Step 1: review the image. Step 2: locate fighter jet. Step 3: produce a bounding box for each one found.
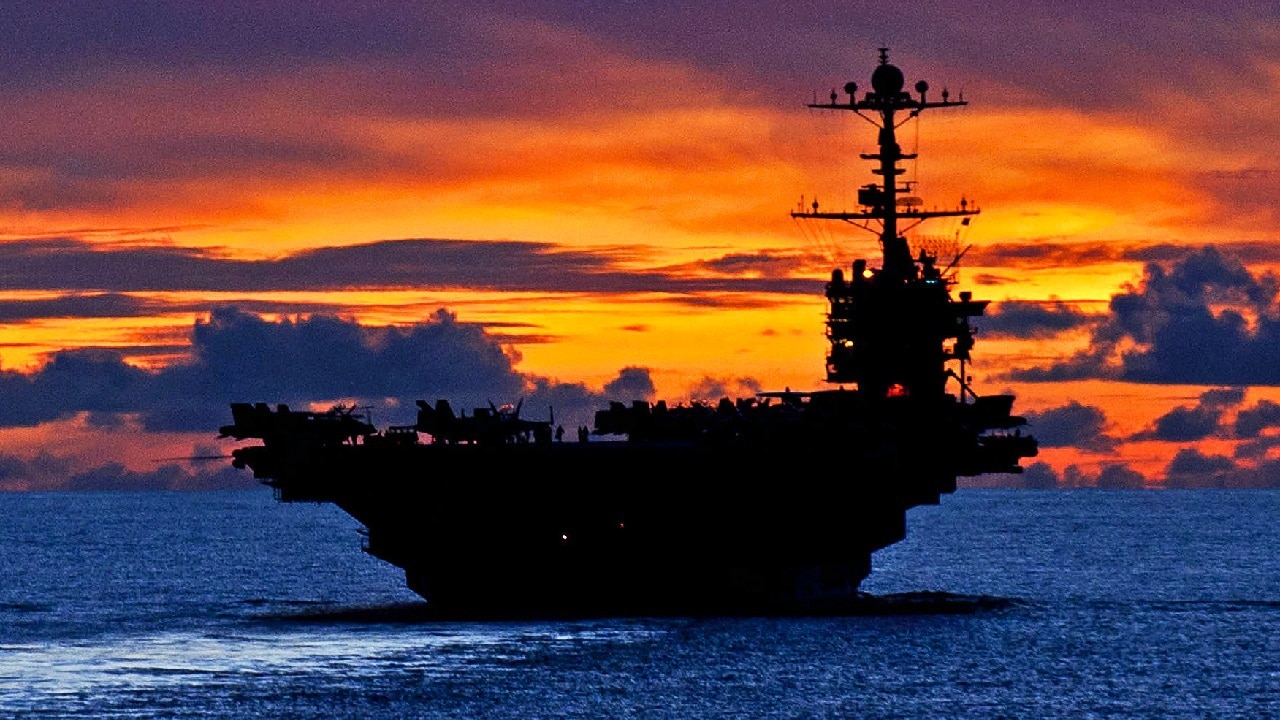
[414,398,553,445]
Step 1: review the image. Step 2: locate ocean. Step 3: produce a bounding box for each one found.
[1,489,1276,718]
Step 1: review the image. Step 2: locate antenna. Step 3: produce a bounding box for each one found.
[790,47,977,281]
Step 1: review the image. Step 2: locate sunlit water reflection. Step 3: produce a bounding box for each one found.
[1,490,1277,718]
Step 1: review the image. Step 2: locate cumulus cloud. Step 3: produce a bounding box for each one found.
[1140,406,1223,441]
[1199,386,1248,408]
[1019,462,1061,489]
[1163,449,1236,489]
[61,463,254,492]
[1022,401,1116,451]
[1051,463,1148,489]
[1232,399,1280,439]
[1160,447,1280,488]
[1009,247,1280,385]
[0,306,658,435]
[0,305,779,492]
[1131,386,1245,442]
[0,452,74,492]
[1222,458,1280,488]
[602,367,657,401]
[1094,463,1147,490]
[977,300,1100,339]
[0,450,251,492]
[0,350,155,426]
[1229,398,1280,459]
[685,375,764,403]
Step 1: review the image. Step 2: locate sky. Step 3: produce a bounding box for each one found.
[2,1,1280,490]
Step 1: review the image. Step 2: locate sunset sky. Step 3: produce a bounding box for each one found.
[2,1,1280,490]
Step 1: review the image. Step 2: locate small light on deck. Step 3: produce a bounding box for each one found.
[561,534,569,541]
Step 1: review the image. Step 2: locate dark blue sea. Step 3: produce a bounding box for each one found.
[1,489,1277,719]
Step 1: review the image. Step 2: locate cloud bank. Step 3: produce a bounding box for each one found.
[0,307,657,437]
[1010,247,1280,385]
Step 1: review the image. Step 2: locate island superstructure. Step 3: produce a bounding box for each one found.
[219,50,1037,617]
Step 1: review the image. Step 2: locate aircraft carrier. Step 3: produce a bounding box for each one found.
[220,50,1038,617]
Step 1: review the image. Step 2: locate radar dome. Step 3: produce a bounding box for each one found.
[871,63,904,95]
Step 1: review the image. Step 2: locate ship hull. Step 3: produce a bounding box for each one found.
[239,439,957,617]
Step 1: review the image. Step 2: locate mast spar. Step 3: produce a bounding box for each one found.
[792,48,978,282]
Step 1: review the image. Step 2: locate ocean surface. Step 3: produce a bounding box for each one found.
[1,489,1277,719]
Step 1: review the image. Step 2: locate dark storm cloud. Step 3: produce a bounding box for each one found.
[1008,247,1280,385]
[0,307,656,434]
[166,307,530,426]
[0,350,155,426]
[1166,448,1236,476]
[1162,447,1280,488]
[969,273,1017,287]
[1094,463,1146,490]
[602,367,657,401]
[0,237,600,292]
[1163,449,1236,489]
[1131,387,1245,442]
[0,292,502,326]
[685,376,763,403]
[969,242,1124,269]
[972,241,1280,272]
[1022,401,1115,452]
[0,452,72,492]
[1051,462,1148,489]
[1230,398,1280,460]
[1233,399,1280,439]
[977,300,1099,339]
[1126,242,1280,266]
[0,442,254,491]
[1019,462,1061,489]
[0,237,820,297]
[1199,386,1248,408]
[1232,434,1280,462]
[0,293,164,322]
[60,462,254,492]
[1139,407,1221,442]
[696,252,815,278]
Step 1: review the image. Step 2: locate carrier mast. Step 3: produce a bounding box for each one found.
[793,49,985,398]
[793,48,977,279]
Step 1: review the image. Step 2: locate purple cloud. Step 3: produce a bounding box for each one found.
[1023,401,1115,451]
[0,307,660,435]
[1233,399,1280,439]
[978,300,1099,339]
[1129,387,1244,442]
[0,237,820,298]
[1009,247,1280,385]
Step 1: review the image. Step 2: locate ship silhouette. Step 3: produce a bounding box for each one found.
[219,50,1038,617]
